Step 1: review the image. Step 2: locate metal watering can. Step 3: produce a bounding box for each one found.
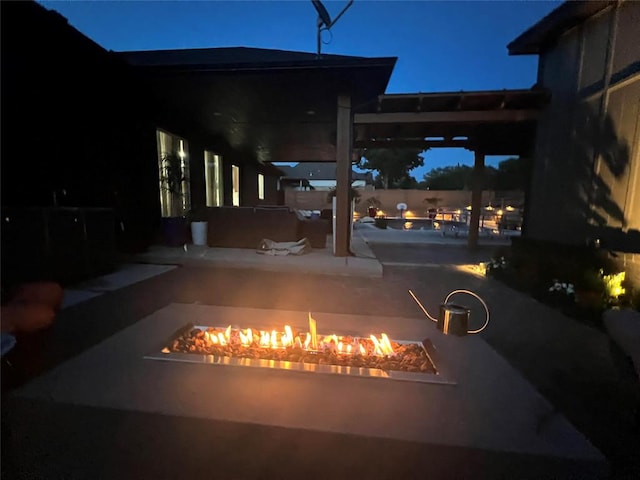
[409,289,489,336]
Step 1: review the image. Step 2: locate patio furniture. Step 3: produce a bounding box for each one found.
[1,207,116,285]
[203,206,328,249]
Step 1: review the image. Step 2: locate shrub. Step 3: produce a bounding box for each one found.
[488,237,628,326]
[485,256,507,276]
[365,196,382,208]
[546,279,576,308]
[576,269,606,293]
[508,237,617,292]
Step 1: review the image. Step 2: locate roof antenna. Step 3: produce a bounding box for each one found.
[311,0,354,59]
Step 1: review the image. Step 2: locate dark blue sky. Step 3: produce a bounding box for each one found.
[38,0,560,179]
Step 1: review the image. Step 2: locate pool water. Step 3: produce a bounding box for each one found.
[385,218,435,230]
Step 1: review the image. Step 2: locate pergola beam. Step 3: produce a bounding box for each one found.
[355,139,471,149]
[354,109,539,125]
[376,89,539,101]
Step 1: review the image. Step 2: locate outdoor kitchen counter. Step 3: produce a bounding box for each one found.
[12,304,606,476]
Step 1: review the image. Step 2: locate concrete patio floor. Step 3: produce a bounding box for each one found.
[120,223,512,278]
[2,226,638,479]
[13,304,603,459]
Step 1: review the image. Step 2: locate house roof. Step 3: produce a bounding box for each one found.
[257,162,285,176]
[508,1,615,55]
[118,47,397,164]
[118,46,378,69]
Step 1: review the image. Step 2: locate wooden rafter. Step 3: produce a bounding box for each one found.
[354,109,539,125]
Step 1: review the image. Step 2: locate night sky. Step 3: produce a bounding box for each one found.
[38,0,561,178]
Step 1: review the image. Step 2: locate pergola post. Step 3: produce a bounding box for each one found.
[468,150,485,250]
[335,94,352,257]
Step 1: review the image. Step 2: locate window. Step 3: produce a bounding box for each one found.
[258,173,265,200]
[232,165,240,206]
[156,129,190,217]
[205,151,223,206]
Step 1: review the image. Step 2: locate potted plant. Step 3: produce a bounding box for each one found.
[159,151,189,247]
[423,196,442,219]
[365,196,382,218]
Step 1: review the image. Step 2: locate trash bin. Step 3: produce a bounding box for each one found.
[191,221,208,246]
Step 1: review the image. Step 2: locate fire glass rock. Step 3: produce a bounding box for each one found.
[166,326,437,375]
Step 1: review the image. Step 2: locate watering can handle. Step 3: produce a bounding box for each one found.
[444,289,490,334]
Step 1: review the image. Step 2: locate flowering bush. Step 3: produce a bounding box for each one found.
[602,271,625,301]
[548,279,575,297]
[546,279,576,307]
[485,256,507,276]
[575,269,627,308]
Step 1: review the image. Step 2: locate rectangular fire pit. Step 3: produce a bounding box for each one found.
[145,319,455,385]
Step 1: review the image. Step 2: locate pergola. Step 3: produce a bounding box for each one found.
[122,48,548,255]
[353,89,549,249]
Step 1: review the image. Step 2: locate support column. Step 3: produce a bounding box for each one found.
[520,151,533,236]
[335,94,352,257]
[468,150,485,250]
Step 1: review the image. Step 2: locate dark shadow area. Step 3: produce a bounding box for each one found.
[1,397,608,480]
[1,2,161,287]
[568,100,637,252]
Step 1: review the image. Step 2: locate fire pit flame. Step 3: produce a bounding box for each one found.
[238,328,251,346]
[157,314,441,379]
[190,323,399,357]
[381,333,394,355]
[225,325,231,342]
[309,314,318,350]
[284,325,294,347]
[152,312,447,382]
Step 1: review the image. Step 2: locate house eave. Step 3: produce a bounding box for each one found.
[508,1,615,55]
